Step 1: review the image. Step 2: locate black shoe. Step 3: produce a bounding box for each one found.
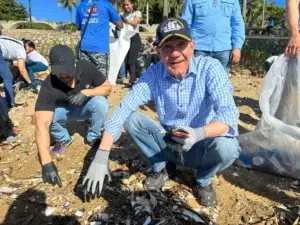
[87,138,100,149]
[144,168,169,191]
[166,162,176,179]
[7,103,23,109]
[194,183,217,207]
[116,78,125,84]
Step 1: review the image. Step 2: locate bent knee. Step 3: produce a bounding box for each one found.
[209,137,240,162]
[90,96,109,114]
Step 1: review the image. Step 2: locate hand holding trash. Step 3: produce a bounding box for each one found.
[83,149,111,196]
[42,162,62,187]
[165,126,207,152]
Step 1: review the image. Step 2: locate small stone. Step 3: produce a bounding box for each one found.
[98,213,109,221]
[11,194,18,199]
[241,215,251,223]
[0,186,17,194]
[44,206,56,216]
[28,196,36,202]
[75,210,83,217]
[232,172,239,177]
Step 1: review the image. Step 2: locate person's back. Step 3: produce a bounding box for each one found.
[0,36,26,61]
[27,50,48,66]
[76,0,121,54]
[0,36,32,107]
[76,0,122,76]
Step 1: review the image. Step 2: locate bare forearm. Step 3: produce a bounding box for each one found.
[99,130,114,151]
[82,85,111,97]
[204,121,229,138]
[19,68,32,84]
[35,125,52,165]
[287,0,300,36]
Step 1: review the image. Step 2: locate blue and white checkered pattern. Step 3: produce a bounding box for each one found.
[105,55,239,141]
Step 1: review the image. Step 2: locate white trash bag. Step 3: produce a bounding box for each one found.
[108,24,136,85]
[237,54,300,179]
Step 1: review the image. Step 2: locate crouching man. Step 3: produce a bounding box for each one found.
[35,45,111,187]
[83,18,240,207]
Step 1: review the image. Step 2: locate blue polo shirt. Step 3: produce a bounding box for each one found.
[76,0,121,54]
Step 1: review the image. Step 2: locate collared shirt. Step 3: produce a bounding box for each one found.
[181,0,245,51]
[104,55,239,141]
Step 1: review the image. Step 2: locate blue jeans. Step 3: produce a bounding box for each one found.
[118,61,126,79]
[124,112,240,187]
[0,50,14,106]
[26,62,48,87]
[194,50,231,74]
[51,96,109,143]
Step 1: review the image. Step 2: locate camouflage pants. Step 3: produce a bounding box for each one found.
[79,51,110,78]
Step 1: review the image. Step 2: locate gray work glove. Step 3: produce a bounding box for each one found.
[68,91,88,106]
[166,126,207,152]
[83,149,111,195]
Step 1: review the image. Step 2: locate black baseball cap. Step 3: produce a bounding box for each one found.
[49,45,76,75]
[154,18,192,47]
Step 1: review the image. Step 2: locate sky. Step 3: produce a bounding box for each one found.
[17,0,286,23]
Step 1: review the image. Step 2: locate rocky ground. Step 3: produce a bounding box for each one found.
[0,70,299,225]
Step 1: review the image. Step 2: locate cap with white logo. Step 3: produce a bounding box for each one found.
[154,18,192,47]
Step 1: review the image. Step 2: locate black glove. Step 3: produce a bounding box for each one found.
[68,92,88,106]
[112,26,121,39]
[42,162,62,187]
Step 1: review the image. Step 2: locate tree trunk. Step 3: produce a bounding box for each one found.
[163,0,169,20]
[29,0,32,22]
[70,10,73,23]
[242,0,247,20]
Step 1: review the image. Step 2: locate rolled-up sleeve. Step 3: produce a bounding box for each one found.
[231,0,245,49]
[104,70,155,141]
[181,0,193,27]
[206,61,239,136]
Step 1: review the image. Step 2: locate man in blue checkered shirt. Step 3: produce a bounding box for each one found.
[83,18,240,207]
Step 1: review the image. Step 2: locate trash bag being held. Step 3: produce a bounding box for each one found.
[237,55,300,179]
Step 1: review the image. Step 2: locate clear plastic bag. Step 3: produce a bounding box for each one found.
[237,55,300,179]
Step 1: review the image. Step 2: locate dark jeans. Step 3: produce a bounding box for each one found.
[194,50,231,74]
[0,50,14,106]
[126,33,142,84]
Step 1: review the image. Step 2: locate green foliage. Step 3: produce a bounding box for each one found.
[57,23,77,31]
[246,0,285,27]
[57,0,78,22]
[115,0,183,24]
[241,45,269,71]
[0,0,28,21]
[15,22,54,30]
[266,3,285,25]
